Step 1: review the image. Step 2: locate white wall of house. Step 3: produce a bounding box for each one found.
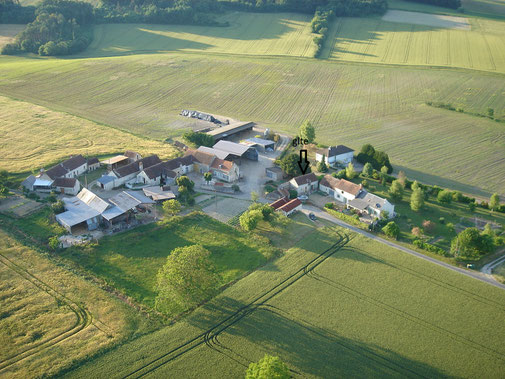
[316,152,353,166]
[290,180,318,195]
[64,164,87,178]
[280,204,301,216]
[320,183,357,204]
[56,182,80,196]
[211,165,239,182]
[137,171,159,186]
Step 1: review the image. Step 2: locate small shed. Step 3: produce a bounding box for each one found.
[265,166,284,181]
[97,175,115,191]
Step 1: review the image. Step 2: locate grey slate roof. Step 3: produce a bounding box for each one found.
[115,155,161,178]
[45,164,68,180]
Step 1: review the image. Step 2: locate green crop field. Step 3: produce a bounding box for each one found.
[61,213,279,308]
[68,216,505,378]
[88,12,316,58]
[0,95,179,175]
[0,53,503,196]
[0,231,150,378]
[325,15,505,73]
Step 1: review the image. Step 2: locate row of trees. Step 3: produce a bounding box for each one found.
[0,0,35,23]
[182,131,214,148]
[356,144,393,174]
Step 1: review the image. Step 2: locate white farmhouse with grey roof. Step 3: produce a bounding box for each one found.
[316,145,354,167]
[348,192,395,219]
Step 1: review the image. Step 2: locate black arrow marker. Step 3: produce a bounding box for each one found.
[298,149,309,175]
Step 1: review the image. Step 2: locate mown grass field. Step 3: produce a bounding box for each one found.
[0,53,503,196]
[61,213,279,308]
[325,15,505,73]
[0,230,152,378]
[68,216,505,378]
[0,96,179,175]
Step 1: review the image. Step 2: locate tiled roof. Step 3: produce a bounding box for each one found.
[45,164,68,180]
[278,198,302,213]
[62,155,87,171]
[320,174,340,189]
[53,177,78,188]
[333,179,362,196]
[189,150,216,166]
[292,172,318,186]
[115,155,161,178]
[87,157,99,165]
[143,161,177,179]
[210,158,233,173]
[269,197,289,210]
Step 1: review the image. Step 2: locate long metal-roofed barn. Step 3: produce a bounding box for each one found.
[206,121,255,141]
[212,140,258,161]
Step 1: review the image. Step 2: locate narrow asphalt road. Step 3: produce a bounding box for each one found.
[301,205,505,291]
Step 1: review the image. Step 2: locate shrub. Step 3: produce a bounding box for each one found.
[288,190,298,199]
[437,190,452,205]
[48,235,60,251]
[411,227,422,237]
[382,221,400,239]
[324,203,334,209]
[361,179,368,188]
[413,239,448,256]
[51,200,65,214]
[422,220,436,234]
[447,222,455,233]
[439,217,445,224]
[232,184,240,192]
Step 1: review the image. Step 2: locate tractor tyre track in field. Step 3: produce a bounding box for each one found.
[0,252,93,372]
[122,232,350,378]
[258,305,428,379]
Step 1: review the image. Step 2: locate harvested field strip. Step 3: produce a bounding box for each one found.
[121,232,350,378]
[0,252,91,372]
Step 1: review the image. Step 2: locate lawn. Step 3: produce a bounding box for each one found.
[0,54,504,197]
[61,212,279,308]
[0,230,150,378]
[0,96,179,176]
[68,220,505,378]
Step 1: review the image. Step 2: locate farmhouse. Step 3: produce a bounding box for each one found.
[270,197,302,216]
[316,145,354,167]
[210,158,240,182]
[289,173,318,196]
[24,155,99,193]
[348,192,395,219]
[53,177,80,195]
[108,155,161,188]
[189,150,240,182]
[137,162,177,186]
[320,175,363,204]
[212,140,258,161]
[87,157,100,171]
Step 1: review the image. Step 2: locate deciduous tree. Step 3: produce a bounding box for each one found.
[490,193,500,211]
[382,221,400,239]
[299,120,315,143]
[162,199,181,217]
[410,188,424,211]
[345,162,357,179]
[362,162,373,177]
[389,180,403,202]
[246,354,290,379]
[155,245,219,315]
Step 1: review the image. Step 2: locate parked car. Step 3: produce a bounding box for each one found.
[298,195,308,201]
[308,212,316,221]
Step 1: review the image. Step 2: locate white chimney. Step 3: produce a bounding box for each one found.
[139,162,143,171]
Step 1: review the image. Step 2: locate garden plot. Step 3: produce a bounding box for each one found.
[202,197,251,223]
[0,195,43,217]
[382,10,470,30]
